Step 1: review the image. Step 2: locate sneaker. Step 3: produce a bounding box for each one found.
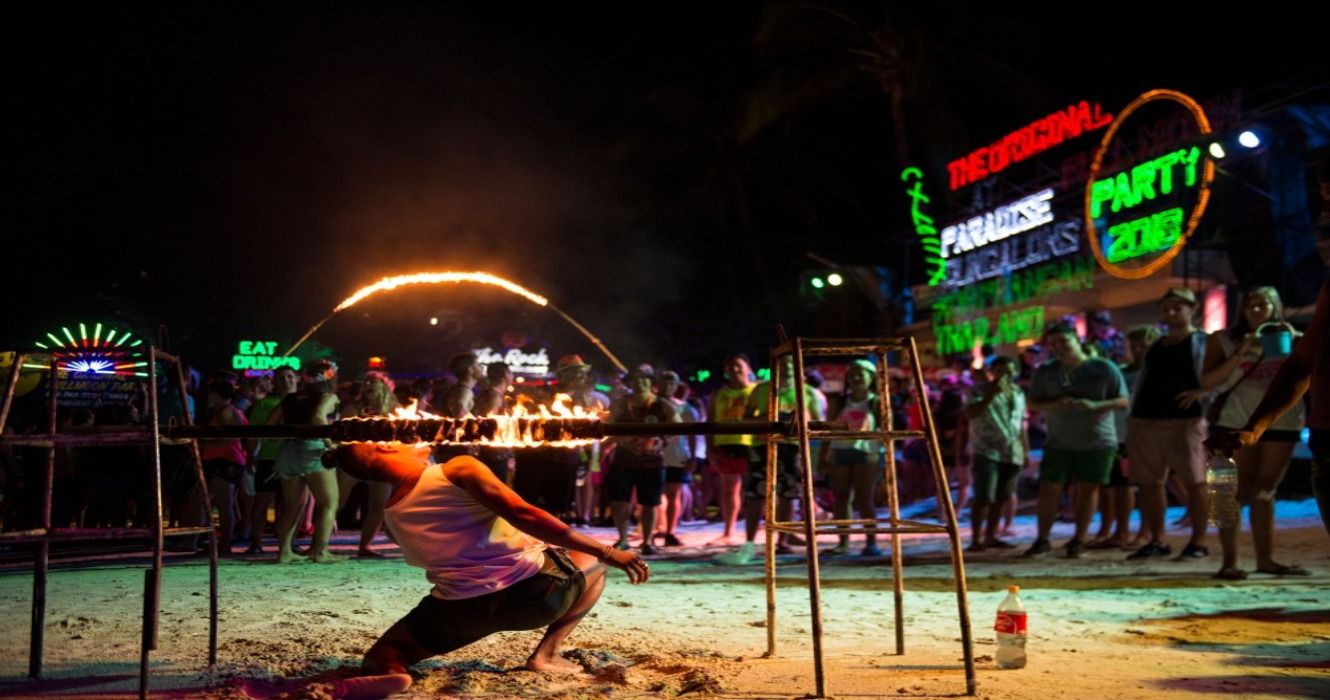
[661,533,684,547]
[640,543,658,556]
[1175,543,1209,559]
[613,539,631,551]
[1126,541,1173,560]
[1064,539,1086,559]
[860,544,883,558]
[1020,539,1052,558]
[713,541,757,566]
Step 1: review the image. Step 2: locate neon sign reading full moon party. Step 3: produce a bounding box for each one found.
[1084,89,1214,280]
[32,322,148,377]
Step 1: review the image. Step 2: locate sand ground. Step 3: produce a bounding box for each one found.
[0,500,1327,699]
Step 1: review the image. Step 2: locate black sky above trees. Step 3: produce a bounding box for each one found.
[9,3,1326,373]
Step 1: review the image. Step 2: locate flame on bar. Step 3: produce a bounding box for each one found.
[333,272,549,313]
[333,394,603,448]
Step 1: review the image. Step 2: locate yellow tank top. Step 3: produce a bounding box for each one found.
[712,385,755,446]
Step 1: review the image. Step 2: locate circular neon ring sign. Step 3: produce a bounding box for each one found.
[1084,89,1214,280]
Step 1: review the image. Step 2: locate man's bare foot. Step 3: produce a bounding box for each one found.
[524,654,583,674]
[705,536,737,548]
[358,548,387,559]
[311,551,347,563]
[276,550,300,564]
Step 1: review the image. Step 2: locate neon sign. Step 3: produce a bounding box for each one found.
[900,167,946,286]
[947,101,1113,190]
[936,306,1045,356]
[936,188,1081,288]
[32,323,148,377]
[232,340,302,372]
[931,256,1096,324]
[474,347,550,376]
[1084,89,1213,280]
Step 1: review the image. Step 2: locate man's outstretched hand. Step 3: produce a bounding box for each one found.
[1206,427,1257,455]
[603,548,651,584]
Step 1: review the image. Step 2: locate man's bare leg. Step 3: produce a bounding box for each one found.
[526,551,608,673]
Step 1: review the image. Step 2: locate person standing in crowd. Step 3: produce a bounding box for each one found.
[200,380,248,556]
[474,362,518,485]
[270,360,343,563]
[337,370,399,558]
[654,370,698,548]
[715,356,825,565]
[315,443,649,699]
[1193,287,1309,578]
[1209,277,1329,537]
[964,356,1026,552]
[442,353,484,418]
[606,365,677,555]
[1126,288,1211,561]
[933,375,970,515]
[240,367,298,555]
[1090,325,1161,551]
[1023,324,1128,559]
[818,359,883,556]
[706,354,756,547]
[515,355,608,524]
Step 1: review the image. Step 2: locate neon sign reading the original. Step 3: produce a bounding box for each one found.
[233,341,302,372]
[900,167,947,286]
[474,347,550,376]
[947,101,1113,190]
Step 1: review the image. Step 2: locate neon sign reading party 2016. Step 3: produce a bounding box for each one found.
[1084,89,1213,280]
[937,188,1081,288]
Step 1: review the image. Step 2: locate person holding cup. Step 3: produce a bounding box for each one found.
[1190,287,1308,579]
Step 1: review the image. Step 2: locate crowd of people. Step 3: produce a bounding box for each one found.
[1,283,1325,584]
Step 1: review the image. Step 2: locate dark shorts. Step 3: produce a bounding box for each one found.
[743,444,801,501]
[477,447,513,483]
[1107,449,1129,487]
[606,453,666,506]
[972,455,1021,503]
[401,548,585,656]
[831,448,872,466]
[664,466,692,484]
[1039,447,1117,485]
[253,459,279,494]
[203,458,243,485]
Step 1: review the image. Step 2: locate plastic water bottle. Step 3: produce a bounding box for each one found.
[1207,453,1240,528]
[994,585,1027,669]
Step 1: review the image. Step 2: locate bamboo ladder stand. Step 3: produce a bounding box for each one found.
[0,348,219,700]
[760,336,976,697]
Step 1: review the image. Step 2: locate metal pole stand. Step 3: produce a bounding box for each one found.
[761,337,976,698]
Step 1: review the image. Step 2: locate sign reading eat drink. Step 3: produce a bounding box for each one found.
[232,340,302,372]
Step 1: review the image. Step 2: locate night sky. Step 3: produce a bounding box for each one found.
[9,3,1328,376]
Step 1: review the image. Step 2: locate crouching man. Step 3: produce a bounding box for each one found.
[330,443,650,700]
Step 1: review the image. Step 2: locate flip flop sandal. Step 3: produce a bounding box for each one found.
[1256,564,1310,576]
[1212,567,1248,580]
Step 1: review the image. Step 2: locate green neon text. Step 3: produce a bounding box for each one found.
[935,306,1045,356]
[1105,207,1184,263]
[1090,146,1200,218]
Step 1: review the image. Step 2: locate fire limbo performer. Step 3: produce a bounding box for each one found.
[324,443,651,700]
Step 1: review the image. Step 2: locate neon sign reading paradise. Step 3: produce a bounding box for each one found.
[232,340,302,372]
[947,101,1113,190]
[937,188,1081,288]
[1084,89,1213,280]
[900,167,947,286]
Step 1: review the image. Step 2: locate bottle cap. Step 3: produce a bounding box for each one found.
[1008,585,1020,593]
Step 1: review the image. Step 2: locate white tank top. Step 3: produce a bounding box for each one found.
[383,463,546,600]
[1214,334,1306,432]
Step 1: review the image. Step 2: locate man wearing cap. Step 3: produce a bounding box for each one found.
[1126,287,1212,561]
[655,370,701,548]
[606,364,679,554]
[512,355,609,522]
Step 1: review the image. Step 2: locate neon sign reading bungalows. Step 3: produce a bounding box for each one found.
[947,101,1113,190]
[939,188,1081,288]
